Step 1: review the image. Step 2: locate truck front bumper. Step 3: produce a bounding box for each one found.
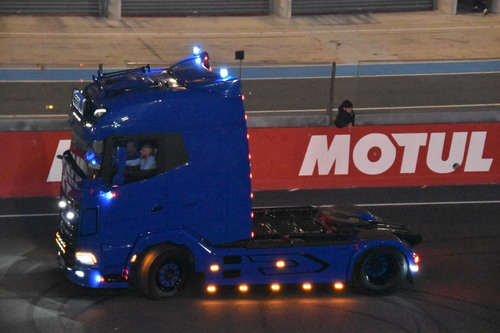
[57,251,129,289]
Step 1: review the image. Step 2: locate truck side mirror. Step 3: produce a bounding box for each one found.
[111,146,127,186]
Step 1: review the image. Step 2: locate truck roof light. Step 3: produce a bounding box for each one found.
[193,45,201,56]
[220,68,229,79]
[94,108,107,118]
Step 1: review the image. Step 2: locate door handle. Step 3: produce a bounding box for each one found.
[151,204,163,213]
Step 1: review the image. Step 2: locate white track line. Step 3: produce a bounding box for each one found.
[2,200,498,218]
[0,213,58,218]
[354,200,500,207]
[1,25,499,38]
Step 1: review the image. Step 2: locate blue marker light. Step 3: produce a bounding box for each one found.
[85,150,95,161]
[102,191,116,200]
[220,68,229,79]
[193,45,201,56]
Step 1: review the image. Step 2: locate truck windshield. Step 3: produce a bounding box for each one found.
[70,132,104,179]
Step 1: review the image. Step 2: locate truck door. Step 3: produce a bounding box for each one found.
[98,136,169,264]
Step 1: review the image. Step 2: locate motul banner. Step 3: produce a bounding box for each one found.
[248,123,499,191]
[0,123,498,198]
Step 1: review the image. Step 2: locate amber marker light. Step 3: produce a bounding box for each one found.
[276,260,285,268]
[46,105,54,110]
[302,283,312,291]
[333,282,344,290]
[239,285,249,292]
[271,284,280,291]
[210,264,219,272]
[206,285,217,293]
[130,254,137,263]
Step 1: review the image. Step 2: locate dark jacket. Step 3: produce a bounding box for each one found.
[335,109,355,128]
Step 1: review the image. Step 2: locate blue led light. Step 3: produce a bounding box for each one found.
[220,68,229,79]
[85,150,95,161]
[193,45,201,56]
[101,191,115,200]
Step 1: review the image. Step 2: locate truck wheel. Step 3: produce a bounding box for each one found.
[138,246,192,299]
[352,247,406,295]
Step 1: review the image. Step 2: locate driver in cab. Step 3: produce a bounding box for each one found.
[126,144,156,170]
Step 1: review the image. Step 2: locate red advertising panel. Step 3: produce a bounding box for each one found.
[0,123,498,198]
[248,123,499,190]
[0,131,71,198]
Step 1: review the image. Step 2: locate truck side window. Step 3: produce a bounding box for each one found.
[110,138,158,184]
[109,134,188,185]
[164,133,189,171]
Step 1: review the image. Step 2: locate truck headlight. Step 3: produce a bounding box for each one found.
[66,211,76,220]
[75,252,97,265]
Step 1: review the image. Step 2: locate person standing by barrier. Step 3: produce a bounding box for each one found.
[335,100,355,131]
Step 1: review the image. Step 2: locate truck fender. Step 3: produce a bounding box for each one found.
[125,227,215,275]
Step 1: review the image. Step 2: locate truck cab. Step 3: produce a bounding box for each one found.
[56,48,420,298]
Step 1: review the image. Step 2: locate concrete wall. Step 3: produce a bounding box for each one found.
[100,0,121,19]
[99,0,493,19]
[272,0,292,18]
[439,0,457,14]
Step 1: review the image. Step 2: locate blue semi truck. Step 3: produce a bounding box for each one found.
[56,48,421,299]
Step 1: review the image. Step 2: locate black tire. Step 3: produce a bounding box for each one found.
[138,245,192,299]
[352,247,406,295]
